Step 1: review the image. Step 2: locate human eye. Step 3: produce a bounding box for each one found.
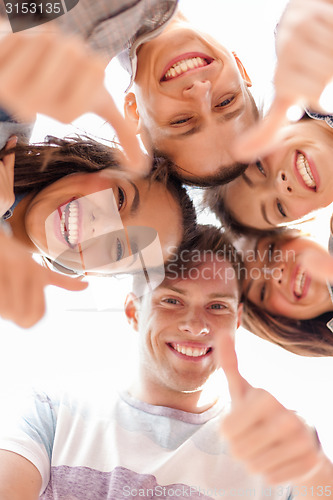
[169,116,192,126]
[215,95,235,108]
[208,303,228,313]
[260,283,266,302]
[256,160,266,176]
[276,200,287,217]
[267,242,276,261]
[116,238,124,261]
[161,297,182,306]
[118,187,126,211]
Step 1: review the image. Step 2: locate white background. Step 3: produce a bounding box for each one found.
[1,0,332,461]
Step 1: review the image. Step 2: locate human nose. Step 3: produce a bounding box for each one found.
[182,80,212,109]
[178,310,210,336]
[275,170,294,195]
[265,261,285,286]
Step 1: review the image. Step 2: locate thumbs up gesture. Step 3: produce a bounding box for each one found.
[218,333,333,489]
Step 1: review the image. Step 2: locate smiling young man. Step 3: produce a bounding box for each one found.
[123,12,257,186]
[0,226,332,498]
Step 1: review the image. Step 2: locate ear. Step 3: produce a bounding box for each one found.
[232,52,252,87]
[124,93,140,133]
[236,302,243,329]
[124,292,140,331]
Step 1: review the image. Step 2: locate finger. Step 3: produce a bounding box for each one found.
[248,429,317,479]
[93,88,150,176]
[229,407,300,462]
[45,269,89,292]
[232,96,293,162]
[216,332,250,402]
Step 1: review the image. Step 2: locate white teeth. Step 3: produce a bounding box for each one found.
[172,344,209,357]
[296,153,316,189]
[60,200,80,246]
[294,268,306,297]
[164,57,208,79]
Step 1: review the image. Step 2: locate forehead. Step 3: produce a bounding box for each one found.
[155,259,240,299]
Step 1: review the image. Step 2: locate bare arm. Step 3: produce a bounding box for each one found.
[234,0,333,161]
[0,450,41,499]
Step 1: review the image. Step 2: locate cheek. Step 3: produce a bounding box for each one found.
[266,292,291,316]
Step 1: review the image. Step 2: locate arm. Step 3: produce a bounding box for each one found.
[218,333,333,496]
[0,25,148,174]
[0,450,41,500]
[234,0,333,161]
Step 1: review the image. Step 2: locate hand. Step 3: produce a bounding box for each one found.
[233,0,333,161]
[0,136,17,217]
[218,333,326,486]
[0,231,88,328]
[0,28,149,175]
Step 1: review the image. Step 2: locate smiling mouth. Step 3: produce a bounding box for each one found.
[60,199,80,248]
[161,55,213,82]
[295,152,317,190]
[169,342,212,358]
[293,267,306,298]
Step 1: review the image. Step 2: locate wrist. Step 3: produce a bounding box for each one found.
[295,452,333,487]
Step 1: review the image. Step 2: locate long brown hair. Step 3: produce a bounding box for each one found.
[3,136,197,273]
[242,301,333,357]
[3,135,196,238]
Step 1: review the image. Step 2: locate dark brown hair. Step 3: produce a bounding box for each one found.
[163,224,245,295]
[242,301,333,357]
[4,135,197,274]
[3,135,196,236]
[203,186,282,237]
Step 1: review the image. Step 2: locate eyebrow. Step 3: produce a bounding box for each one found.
[260,202,274,227]
[242,172,254,187]
[159,286,238,301]
[168,106,245,139]
[207,293,238,301]
[129,181,140,215]
[160,285,187,295]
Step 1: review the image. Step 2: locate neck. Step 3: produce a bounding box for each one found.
[7,192,36,251]
[130,371,221,414]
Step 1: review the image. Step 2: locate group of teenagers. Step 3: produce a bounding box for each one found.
[0,0,333,497]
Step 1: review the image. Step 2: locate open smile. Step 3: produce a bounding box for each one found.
[160,52,214,82]
[56,198,82,249]
[294,151,319,192]
[168,342,213,361]
[291,265,311,300]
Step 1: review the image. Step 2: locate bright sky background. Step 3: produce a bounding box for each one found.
[1,0,332,461]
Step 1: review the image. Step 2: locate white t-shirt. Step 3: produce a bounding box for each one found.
[0,389,292,499]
